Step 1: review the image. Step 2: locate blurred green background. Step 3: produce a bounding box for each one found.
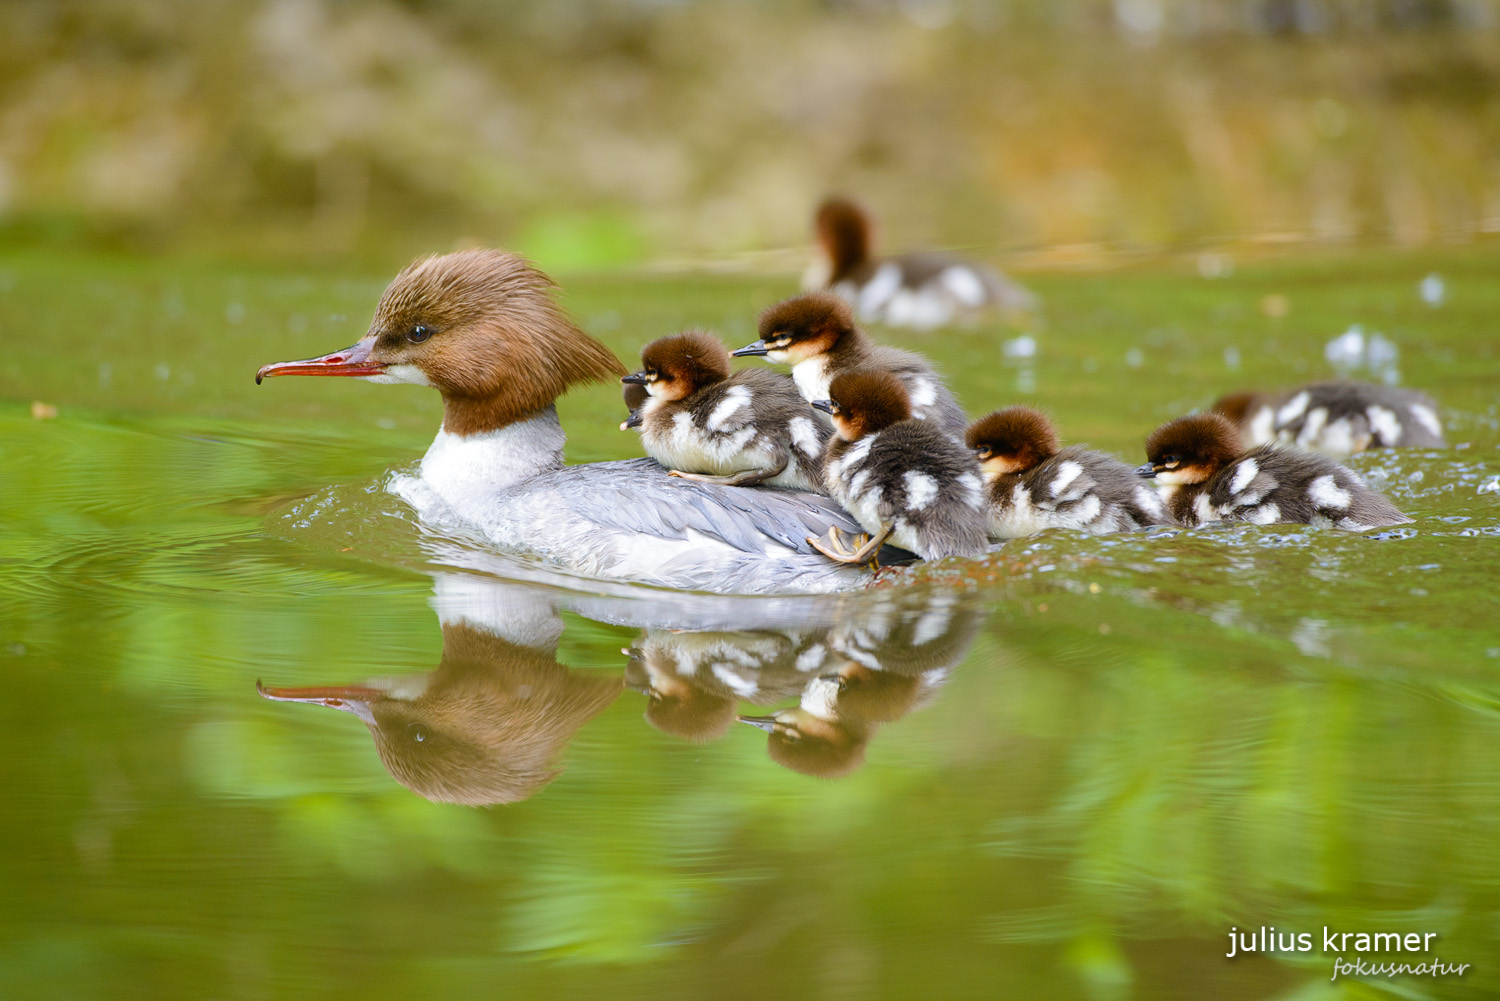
[2,0,1498,269]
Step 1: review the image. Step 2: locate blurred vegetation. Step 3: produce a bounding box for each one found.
[1,0,1498,268]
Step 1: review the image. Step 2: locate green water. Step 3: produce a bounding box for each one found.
[2,247,1499,1000]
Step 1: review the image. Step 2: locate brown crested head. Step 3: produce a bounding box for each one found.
[258,249,626,436]
[750,292,859,364]
[814,197,873,279]
[820,369,912,440]
[631,330,732,402]
[1142,413,1244,485]
[965,406,1060,476]
[1210,391,1261,427]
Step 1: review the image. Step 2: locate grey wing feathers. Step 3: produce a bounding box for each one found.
[532,459,913,559]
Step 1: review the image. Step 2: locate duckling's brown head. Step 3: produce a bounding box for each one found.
[620,381,648,430]
[256,249,626,436]
[814,197,873,280]
[734,292,859,365]
[624,330,732,403]
[814,369,912,441]
[1210,390,1262,428]
[965,406,1061,481]
[1139,413,1243,486]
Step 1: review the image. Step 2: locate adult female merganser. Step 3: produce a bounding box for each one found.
[1137,413,1411,529]
[1211,380,1446,456]
[965,406,1171,538]
[732,292,968,439]
[809,370,988,564]
[806,196,1036,330]
[623,330,828,491]
[255,249,903,594]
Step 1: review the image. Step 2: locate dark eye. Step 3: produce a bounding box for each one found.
[1161,454,1180,466]
[408,325,433,343]
[645,369,658,380]
[407,722,430,743]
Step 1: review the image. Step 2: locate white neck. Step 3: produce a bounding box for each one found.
[792,355,833,403]
[419,406,566,505]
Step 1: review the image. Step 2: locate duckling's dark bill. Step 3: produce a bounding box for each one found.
[730,340,769,357]
[1135,463,1157,478]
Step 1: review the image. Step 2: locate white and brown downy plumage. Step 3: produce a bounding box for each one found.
[965,406,1171,538]
[732,292,968,439]
[806,197,1037,330]
[256,249,903,595]
[623,330,828,491]
[1138,413,1411,530]
[810,370,988,564]
[1212,380,1446,457]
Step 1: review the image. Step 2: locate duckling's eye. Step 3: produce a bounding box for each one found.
[407,721,431,743]
[976,447,992,459]
[1160,454,1180,467]
[408,324,434,343]
[645,369,659,380]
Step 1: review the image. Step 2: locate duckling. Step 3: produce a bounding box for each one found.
[732,292,968,439]
[966,406,1171,538]
[1137,413,1411,529]
[623,330,829,491]
[809,370,988,564]
[806,196,1037,329]
[620,381,648,431]
[1212,380,1446,457]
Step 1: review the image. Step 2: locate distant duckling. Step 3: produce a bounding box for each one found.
[807,196,1037,329]
[623,330,829,491]
[809,370,988,564]
[1137,413,1411,530]
[965,406,1172,538]
[732,292,968,439]
[620,381,648,431]
[1212,380,1446,457]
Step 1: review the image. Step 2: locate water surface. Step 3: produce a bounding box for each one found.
[2,248,1498,999]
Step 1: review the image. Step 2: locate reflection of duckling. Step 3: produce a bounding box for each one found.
[739,697,871,779]
[732,293,968,438]
[623,330,827,490]
[625,628,826,741]
[1212,380,1446,456]
[259,621,621,806]
[1138,413,1411,529]
[811,370,988,564]
[966,406,1170,538]
[806,197,1036,329]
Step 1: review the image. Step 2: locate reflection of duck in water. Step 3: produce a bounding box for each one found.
[738,592,983,778]
[259,577,620,805]
[625,629,817,742]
